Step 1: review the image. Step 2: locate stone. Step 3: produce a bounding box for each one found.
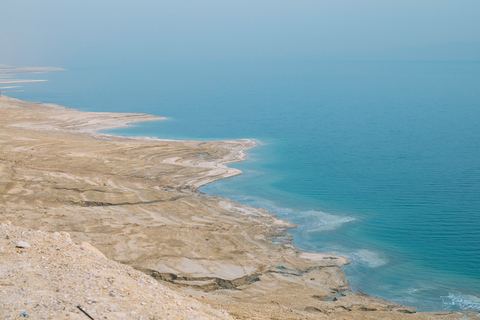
[16,241,31,248]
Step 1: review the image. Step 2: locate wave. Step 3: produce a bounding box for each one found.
[441,292,480,311]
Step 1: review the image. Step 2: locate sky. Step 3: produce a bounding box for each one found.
[1,0,480,67]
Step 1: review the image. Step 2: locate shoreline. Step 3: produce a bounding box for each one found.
[0,94,469,319]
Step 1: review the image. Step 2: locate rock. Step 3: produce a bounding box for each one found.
[81,242,107,259]
[59,231,73,243]
[16,241,31,248]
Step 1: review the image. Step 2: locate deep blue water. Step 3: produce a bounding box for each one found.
[8,61,480,311]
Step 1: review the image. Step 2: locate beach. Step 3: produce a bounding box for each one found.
[0,94,473,319]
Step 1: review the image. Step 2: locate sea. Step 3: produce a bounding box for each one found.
[7,60,480,312]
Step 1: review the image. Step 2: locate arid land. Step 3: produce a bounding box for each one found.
[0,93,473,319]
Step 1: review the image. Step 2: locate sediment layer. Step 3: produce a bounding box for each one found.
[0,95,469,319]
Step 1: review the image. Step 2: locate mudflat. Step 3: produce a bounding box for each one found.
[0,95,468,319]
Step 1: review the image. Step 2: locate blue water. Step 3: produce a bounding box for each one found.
[8,61,480,312]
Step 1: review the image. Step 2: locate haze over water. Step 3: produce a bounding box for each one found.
[9,60,480,311]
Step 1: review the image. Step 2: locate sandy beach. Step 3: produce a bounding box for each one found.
[0,95,471,319]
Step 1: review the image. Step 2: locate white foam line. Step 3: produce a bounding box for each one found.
[0,79,47,84]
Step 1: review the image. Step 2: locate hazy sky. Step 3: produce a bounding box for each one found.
[1,0,479,67]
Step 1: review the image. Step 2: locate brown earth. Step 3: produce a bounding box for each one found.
[0,95,473,319]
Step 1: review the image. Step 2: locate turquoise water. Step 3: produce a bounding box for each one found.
[9,61,480,311]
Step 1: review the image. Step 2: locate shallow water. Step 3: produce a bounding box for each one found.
[9,61,480,311]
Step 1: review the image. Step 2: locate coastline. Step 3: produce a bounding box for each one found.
[0,95,469,319]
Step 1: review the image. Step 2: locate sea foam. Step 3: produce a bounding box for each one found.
[349,249,388,268]
[229,195,356,232]
[442,292,480,311]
